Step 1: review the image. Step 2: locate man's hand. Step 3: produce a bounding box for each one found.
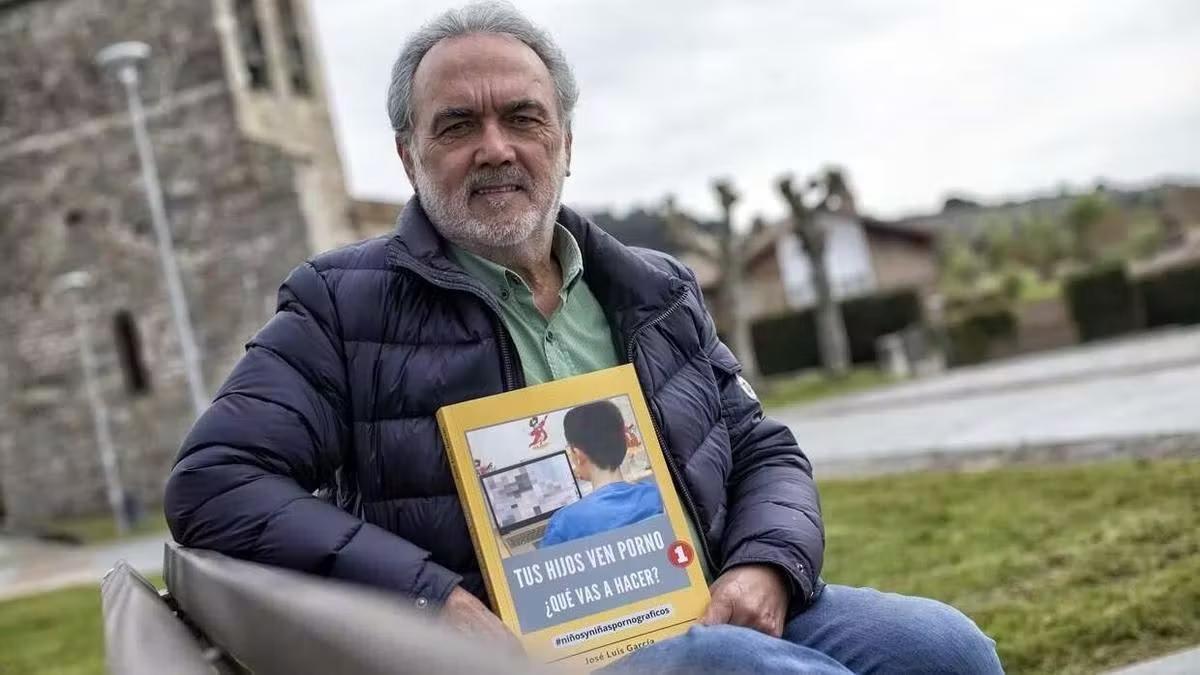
[700,564,790,638]
[441,586,523,651]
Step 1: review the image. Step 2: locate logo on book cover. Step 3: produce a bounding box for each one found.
[667,540,695,568]
[528,415,550,449]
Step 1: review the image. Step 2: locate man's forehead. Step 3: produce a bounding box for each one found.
[413,33,554,112]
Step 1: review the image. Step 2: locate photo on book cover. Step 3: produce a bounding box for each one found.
[463,394,694,637]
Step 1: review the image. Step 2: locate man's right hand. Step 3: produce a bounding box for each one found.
[441,586,523,651]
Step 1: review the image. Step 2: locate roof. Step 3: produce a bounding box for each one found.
[586,208,720,287]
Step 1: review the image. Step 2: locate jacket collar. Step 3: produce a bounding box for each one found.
[385,198,687,340]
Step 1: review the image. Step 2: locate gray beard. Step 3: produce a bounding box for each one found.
[413,153,567,252]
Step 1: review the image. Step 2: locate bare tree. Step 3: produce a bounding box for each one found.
[777,169,851,378]
[663,181,761,385]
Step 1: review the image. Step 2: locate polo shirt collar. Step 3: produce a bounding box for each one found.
[448,224,584,300]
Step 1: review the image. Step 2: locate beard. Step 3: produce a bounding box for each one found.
[412,149,568,251]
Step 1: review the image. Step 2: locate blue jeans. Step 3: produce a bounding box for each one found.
[605,585,1004,674]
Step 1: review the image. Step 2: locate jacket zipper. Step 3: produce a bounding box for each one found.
[624,287,719,576]
[398,251,714,571]
[390,257,520,391]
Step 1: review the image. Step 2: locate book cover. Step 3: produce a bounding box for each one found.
[437,364,710,668]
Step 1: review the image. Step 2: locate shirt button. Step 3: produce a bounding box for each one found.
[415,597,429,609]
[545,331,555,343]
[500,289,511,300]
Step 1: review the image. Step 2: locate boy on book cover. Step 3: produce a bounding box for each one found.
[538,400,663,547]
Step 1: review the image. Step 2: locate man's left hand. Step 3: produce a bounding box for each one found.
[700,564,789,638]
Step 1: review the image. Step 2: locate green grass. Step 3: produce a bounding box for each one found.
[760,367,894,410]
[36,509,167,546]
[820,459,1200,674]
[2,460,1196,674]
[0,576,162,675]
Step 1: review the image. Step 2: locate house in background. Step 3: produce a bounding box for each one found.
[741,212,937,320]
[591,205,938,335]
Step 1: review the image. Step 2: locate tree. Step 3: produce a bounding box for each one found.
[777,168,852,378]
[662,182,761,385]
[1064,193,1109,264]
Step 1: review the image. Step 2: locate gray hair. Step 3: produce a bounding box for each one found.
[386,2,579,145]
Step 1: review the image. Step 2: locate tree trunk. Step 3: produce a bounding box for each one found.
[808,244,851,378]
[721,256,761,386]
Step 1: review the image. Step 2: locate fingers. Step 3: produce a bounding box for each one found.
[699,592,733,626]
[704,587,784,637]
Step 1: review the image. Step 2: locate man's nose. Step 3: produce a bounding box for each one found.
[473,120,517,167]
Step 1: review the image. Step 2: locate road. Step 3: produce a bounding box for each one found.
[772,326,1200,474]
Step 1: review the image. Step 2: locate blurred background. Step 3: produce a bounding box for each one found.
[1,0,1198,673]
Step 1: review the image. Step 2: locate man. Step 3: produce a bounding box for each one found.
[165,3,1002,672]
[538,400,664,548]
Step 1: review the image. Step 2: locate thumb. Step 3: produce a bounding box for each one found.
[700,592,733,626]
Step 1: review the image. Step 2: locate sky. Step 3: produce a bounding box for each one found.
[307,0,1200,223]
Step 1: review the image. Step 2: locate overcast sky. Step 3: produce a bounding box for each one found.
[307,0,1200,222]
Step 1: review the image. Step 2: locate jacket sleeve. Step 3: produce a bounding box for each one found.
[689,279,825,611]
[163,262,462,607]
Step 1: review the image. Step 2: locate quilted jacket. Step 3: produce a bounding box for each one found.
[164,199,825,612]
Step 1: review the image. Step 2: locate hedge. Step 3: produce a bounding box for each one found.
[1138,263,1200,329]
[945,308,1018,366]
[751,288,923,376]
[1063,263,1142,342]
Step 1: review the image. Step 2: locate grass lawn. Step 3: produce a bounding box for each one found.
[820,458,1200,674]
[35,509,167,547]
[1,460,1196,674]
[0,576,162,675]
[760,367,894,410]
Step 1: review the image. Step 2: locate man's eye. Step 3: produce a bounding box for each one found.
[441,121,472,135]
[511,115,539,127]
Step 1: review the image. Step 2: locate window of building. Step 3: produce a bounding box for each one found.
[276,0,312,96]
[113,311,151,395]
[234,0,271,90]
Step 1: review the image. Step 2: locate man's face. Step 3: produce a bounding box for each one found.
[399,33,572,250]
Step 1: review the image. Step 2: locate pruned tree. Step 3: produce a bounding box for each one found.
[663,181,761,385]
[777,169,852,378]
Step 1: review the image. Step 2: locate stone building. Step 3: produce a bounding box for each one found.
[0,0,357,528]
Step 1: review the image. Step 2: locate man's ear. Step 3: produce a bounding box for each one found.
[396,136,417,186]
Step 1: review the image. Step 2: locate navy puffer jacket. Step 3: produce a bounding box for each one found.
[165,200,824,612]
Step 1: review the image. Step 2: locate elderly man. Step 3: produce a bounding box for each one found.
[165,3,1001,672]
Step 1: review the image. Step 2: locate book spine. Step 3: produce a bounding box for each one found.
[437,410,504,616]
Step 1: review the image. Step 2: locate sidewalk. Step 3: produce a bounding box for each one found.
[1105,646,1200,675]
[0,532,168,601]
[773,326,1200,475]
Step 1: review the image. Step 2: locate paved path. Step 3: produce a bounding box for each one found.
[1105,646,1200,674]
[772,326,1200,474]
[0,533,168,601]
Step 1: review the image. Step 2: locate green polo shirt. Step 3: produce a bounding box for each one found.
[450,226,714,582]
[448,225,620,386]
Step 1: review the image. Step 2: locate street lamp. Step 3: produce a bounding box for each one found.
[53,271,131,536]
[96,41,207,418]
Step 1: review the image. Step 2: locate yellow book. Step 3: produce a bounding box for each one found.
[437,364,711,669]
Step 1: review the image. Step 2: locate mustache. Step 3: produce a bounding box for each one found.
[465,167,531,192]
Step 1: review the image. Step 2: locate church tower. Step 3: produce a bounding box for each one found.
[0,0,356,528]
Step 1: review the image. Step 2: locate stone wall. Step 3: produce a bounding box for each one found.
[0,0,317,527]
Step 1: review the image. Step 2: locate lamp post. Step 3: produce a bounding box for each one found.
[54,271,130,536]
[96,41,207,418]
